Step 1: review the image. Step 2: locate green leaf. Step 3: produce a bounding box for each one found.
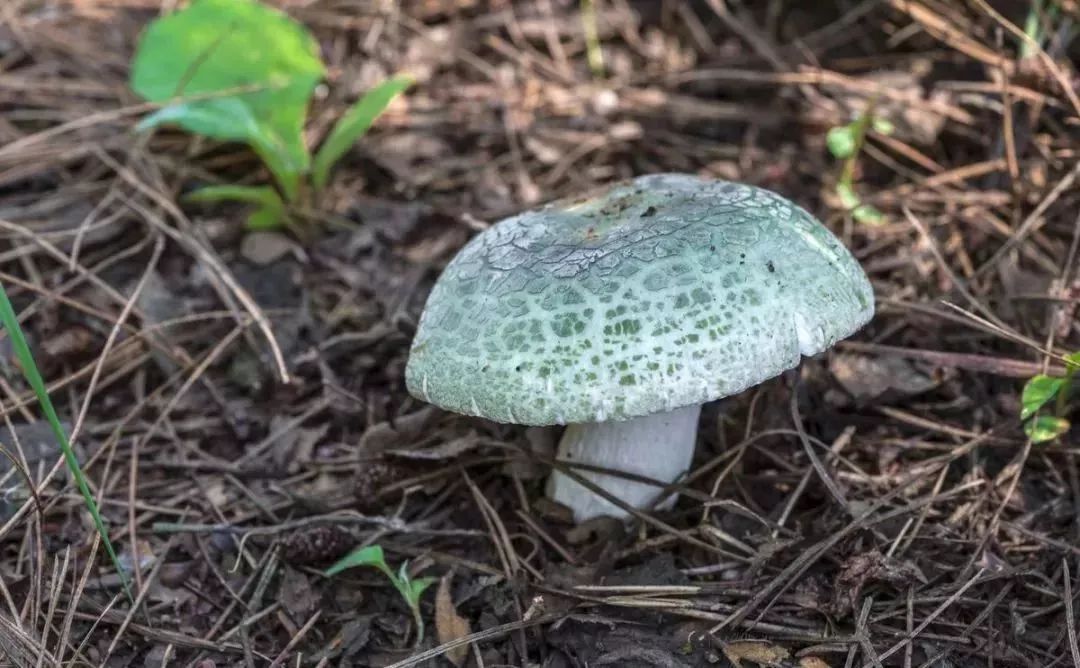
[871,117,895,135]
[826,125,857,159]
[0,284,133,602]
[325,544,392,578]
[394,561,434,606]
[130,0,325,200]
[184,184,290,230]
[1065,351,1080,371]
[853,204,885,225]
[311,74,413,191]
[408,576,436,603]
[1021,374,1065,420]
[836,181,861,210]
[1024,415,1070,443]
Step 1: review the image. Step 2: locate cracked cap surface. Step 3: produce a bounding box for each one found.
[406,173,874,426]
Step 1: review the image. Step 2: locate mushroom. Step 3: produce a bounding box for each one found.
[405,173,874,522]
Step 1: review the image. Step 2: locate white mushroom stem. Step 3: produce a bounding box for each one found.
[545,404,702,522]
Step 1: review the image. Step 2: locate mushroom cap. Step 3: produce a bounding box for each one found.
[406,173,874,426]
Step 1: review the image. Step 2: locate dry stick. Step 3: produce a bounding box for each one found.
[902,206,1008,332]
[0,79,277,162]
[703,0,786,71]
[68,228,165,448]
[961,184,1080,579]
[886,0,1013,72]
[515,509,576,564]
[267,610,321,668]
[1066,559,1080,668]
[0,218,149,324]
[850,596,883,668]
[0,345,199,548]
[29,471,45,638]
[240,547,281,668]
[970,0,1080,116]
[182,547,276,668]
[462,469,520,577]
[117,192,278,400]
[128,436,144,595]
[0,396,44,519]
[0,612,53,667]
[998,55,1020,188]
[775,427,853,532]
[896,463,949,557]
[904,586,914,668]
[963,434,1031,580]
[659,67,974,124]
[55,533,99,666]
[96,150,291,384]
[974,161,1080,278]
[68,188,120,270]
[0,102,158,160]
[548,457,745,559]
[861,569,986,668]
[709,432,992,633]
[135,324,245,453]
[383,613,565,668]
[945,582,1015,665]
[35,548,68,668]
[461,469,533,662]
[70,604,243,655]
[937,301,1068,366]
[43,232,162,595]
[0,266,194,372]
[101,535,180,662]
[0,569,21,630]
[836,341,1068,378]
[789,384,848,509]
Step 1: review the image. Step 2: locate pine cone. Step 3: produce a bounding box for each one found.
[282,525,354,566]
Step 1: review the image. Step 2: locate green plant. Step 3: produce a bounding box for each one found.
[580,0,604,78]
[129,0,413,230]
[325,544,435,645]
[826,103,893,225]
[1021,0,1060,59]
[1020,352,1080,443]
[0,283,131,601]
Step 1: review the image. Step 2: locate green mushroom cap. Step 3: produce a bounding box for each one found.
[406,173,874,426]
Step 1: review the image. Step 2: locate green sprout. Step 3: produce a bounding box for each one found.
[129,0,413,230]
[580,0,604,78]
[325,544,435,646]
[0,282,132,602]
[1020,352,1080,443]
[1021,0,1062,60]
[826,102,892,226]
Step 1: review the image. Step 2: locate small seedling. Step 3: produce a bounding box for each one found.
[129,0,412,230]
[1020,0,1062,60]
[580,0,604,78]
[0,282,131,601]
[827,104,892,225]
[1020,352,1080,443]
[325,544,435,645]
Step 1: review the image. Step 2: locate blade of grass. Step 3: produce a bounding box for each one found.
[0,281,132,602]
[311,73,414,192]
[184,184,290,229]
[580,0,604,77]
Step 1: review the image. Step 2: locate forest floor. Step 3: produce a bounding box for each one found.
[1,1,1080,666]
